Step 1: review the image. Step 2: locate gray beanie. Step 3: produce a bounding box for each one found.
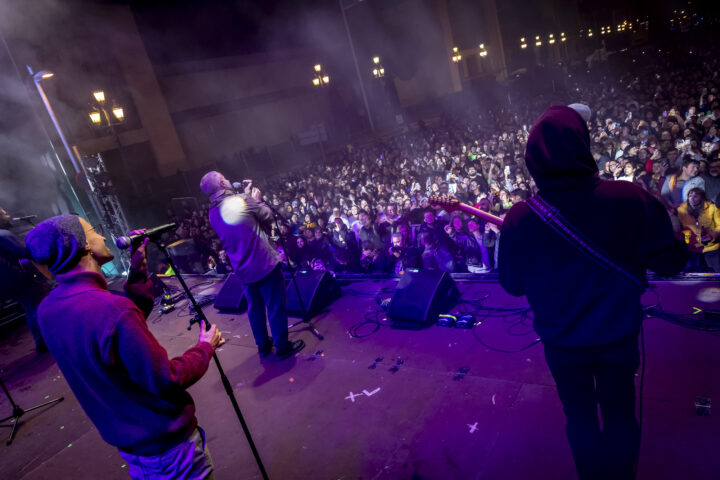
[26,215,87,274]
[568,103,591,122]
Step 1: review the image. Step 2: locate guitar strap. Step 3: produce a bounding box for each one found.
[526,194,648,290]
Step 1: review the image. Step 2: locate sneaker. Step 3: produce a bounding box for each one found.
[276,339,305,359]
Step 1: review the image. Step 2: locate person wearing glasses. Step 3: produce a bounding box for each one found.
[25,214,225,479]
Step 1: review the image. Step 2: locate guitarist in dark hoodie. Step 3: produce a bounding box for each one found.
[499,105,687,480]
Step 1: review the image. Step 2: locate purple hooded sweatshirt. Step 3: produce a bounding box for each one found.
[498,106,687,347]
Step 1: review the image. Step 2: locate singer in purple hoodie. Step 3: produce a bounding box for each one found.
[499,105,687,480]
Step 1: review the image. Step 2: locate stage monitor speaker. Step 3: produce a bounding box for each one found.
[387,270,460,329]
[285,270,339,316]
[213,274,247,312]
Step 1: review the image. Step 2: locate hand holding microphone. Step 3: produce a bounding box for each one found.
[128,229,149,278]
[116,223,177,249]
[231,179,252,194]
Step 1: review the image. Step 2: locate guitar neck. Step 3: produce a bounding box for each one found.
[455,203,504,227]
[429,196,504,226]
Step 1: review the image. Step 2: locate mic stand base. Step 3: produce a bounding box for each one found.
[0,377,63,446]
[288,314,324,340]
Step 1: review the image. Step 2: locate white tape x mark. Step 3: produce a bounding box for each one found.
[345,392,363,402]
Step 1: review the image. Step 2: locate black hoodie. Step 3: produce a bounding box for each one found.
[499,106,687,347]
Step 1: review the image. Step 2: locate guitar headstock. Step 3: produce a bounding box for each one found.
[429,195,461,212]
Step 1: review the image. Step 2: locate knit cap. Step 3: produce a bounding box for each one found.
[568,103,592,122]
[26,215,87,274]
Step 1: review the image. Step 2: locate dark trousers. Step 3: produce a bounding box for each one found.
[244,264,290,351]
[544,334,640,480]
[704,249,720,273]
[20,299,44,348]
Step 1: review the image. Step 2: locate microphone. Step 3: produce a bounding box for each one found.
[116,223,177,249]
[13,215,37,222]
[231,180,252,192]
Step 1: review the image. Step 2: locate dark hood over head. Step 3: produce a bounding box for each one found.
[525,105,599,191]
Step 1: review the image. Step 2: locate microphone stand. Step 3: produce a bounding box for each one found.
[265,203,323,340]
[152,238,269,480]
[0,376,63,445]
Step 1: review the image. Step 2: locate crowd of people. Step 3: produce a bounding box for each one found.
[166,40,720,275]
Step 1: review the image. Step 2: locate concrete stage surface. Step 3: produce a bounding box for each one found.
[1,275,718,480]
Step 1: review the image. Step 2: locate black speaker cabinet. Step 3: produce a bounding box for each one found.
[213,274,247,312]
[285,270,339,316]
[388,270,459,329]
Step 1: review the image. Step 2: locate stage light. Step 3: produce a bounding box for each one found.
[561,32,566,42]
[372,56,380,64]
[322,75,330,84]
[312,78,320,86]
[520,37,527,49]
[41,72,54,79]
[535,35,542,47]
[92,90,106,104]
[548,34,555,44]
[314,64,322,72]
[587,29,593,37]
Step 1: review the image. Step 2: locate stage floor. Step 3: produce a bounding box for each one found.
[1,276,718,480]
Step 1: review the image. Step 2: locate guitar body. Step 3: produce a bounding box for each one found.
[682,228,707,253]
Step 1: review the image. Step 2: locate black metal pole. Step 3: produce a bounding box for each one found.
[154,240,269,480]
[102,108,139,197]
[268,207,323,340]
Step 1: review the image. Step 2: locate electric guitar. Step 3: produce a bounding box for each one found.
[429,196,504,227]
[682,225,712,253]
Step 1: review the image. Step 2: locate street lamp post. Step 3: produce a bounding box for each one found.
[311,64,330,87]
[27,66,88,220]
[88,90,137,196]
[339,0,375,132]
[371,56,385,79]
